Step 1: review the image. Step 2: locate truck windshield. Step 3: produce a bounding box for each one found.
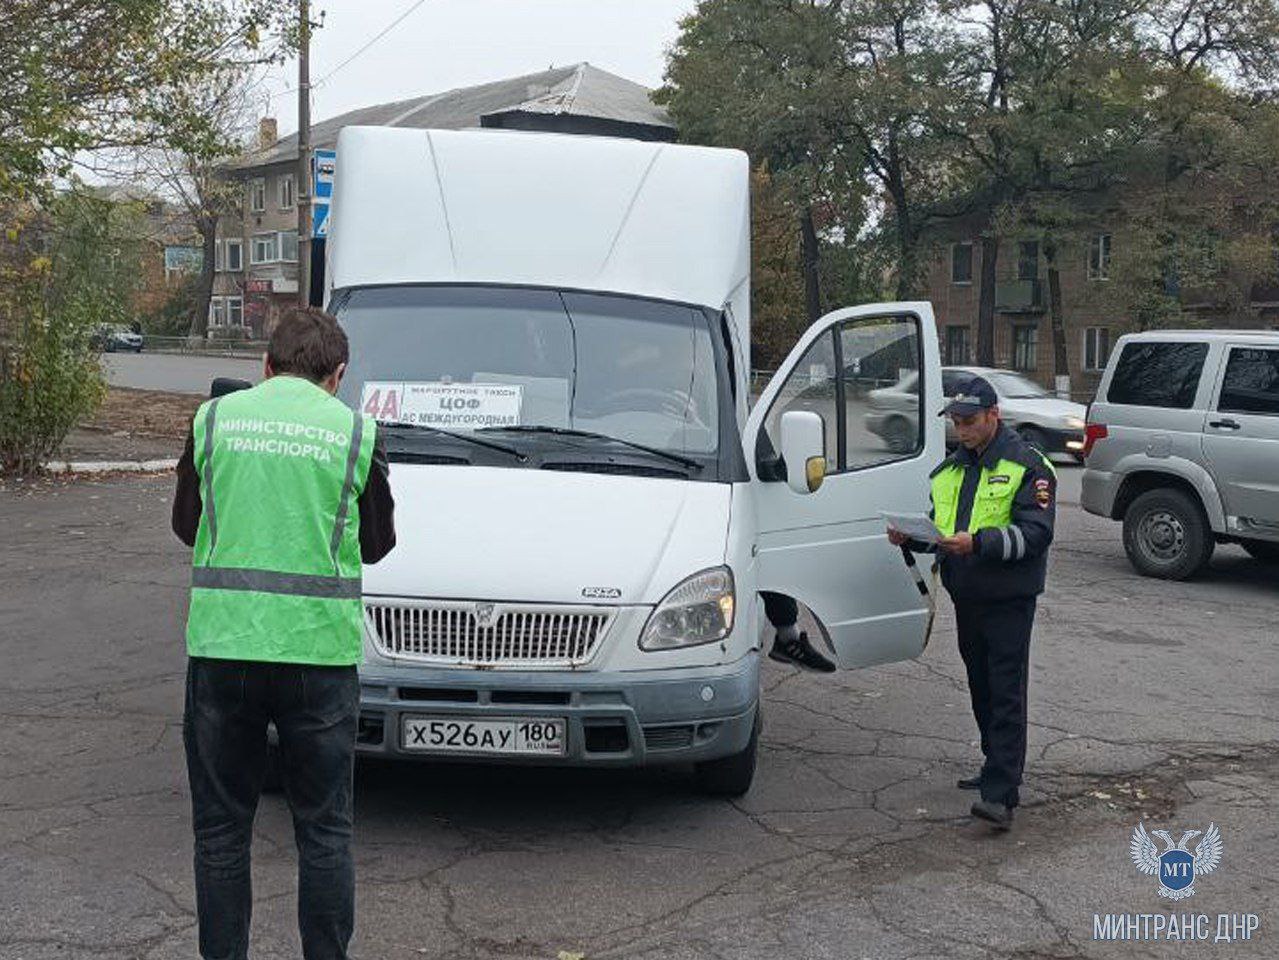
[334,286,723,470]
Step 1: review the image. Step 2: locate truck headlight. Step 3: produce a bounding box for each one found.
[639,567,735,651]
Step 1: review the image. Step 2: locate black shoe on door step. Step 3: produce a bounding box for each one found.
[767,632,836,673]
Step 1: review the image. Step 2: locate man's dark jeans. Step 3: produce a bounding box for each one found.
[183,656,359,960]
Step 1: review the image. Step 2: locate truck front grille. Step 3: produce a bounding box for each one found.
[365,601,611,668]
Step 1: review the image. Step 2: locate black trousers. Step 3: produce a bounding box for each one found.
[954,598,1036,807]
[183,656,359,960]
[761,591,798,629]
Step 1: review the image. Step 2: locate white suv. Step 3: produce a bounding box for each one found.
[1081,330,1279,579]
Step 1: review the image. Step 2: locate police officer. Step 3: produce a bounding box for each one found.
[172,307,396,959]
[888,375,1055,830]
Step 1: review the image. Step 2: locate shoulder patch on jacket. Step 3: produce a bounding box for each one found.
[1034,476,1053,508]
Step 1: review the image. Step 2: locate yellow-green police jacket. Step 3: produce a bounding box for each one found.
[923,426,1057,603]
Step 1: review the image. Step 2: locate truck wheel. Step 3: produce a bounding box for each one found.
[1122,488,1213,580]
[693,711,759,798]
[1243,539,1279,562]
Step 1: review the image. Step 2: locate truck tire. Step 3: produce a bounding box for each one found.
[1242,539,1279,563]
[1122,488,1214,580]
[693,710,759,797]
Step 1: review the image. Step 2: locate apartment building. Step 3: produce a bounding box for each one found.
[926,228,1279,399]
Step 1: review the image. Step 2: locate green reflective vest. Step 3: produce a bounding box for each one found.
[931,454,1053,537]
[186,375,376,665]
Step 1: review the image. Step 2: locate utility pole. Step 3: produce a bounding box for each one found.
[296,0,312,307]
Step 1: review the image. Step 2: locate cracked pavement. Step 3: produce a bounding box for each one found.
[1,469,1275,958]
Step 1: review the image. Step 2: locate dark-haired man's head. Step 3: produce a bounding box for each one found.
[265,307,349,394]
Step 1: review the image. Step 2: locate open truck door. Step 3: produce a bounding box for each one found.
[745,302,944,669]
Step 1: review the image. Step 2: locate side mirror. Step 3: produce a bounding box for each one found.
[210,377,253,399]
[780,410,827,495]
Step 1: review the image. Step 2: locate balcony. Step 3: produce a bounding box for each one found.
[996,279,1044,313]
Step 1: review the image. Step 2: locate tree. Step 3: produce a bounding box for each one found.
[0,1,296,473]
[660,0,862,325]
[113,67,258,340]
[0,192,149,472]
[0,1,289,205]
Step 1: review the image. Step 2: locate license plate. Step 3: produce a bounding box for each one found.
[402,716,567,756]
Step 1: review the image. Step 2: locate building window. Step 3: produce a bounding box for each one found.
[1012,324,1039,371]
[248,178,266,213]
[1089,234,1112,281]
[278,230,299,263]
[951,243,974,284]
[251,232,278,264]
[209,297,227,328]
[1018,241,1039,281]
[278,174,295,210]
[214,240,225,272]
[226,296,244,327]
[945,325,970,365]
[1083,327,1112,371]
[225,238,243,272]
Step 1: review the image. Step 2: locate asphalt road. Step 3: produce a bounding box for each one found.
[102,352,263,395]
[1,467,1275,959]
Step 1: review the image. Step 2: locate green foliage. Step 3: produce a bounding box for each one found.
[664,0,1279,365]
[0,1,294,205]
[146,272,202,337]
[0,192,149,473]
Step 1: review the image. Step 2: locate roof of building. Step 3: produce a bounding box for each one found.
[231,63,672,170]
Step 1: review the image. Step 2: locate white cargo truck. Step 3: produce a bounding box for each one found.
[324,126,943,794]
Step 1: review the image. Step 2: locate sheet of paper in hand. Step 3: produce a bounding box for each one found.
[880,511,943,544]
[361,381,523,430]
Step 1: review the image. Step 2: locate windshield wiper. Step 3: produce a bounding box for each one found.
[379,422,527,461]
[477,425,704,471]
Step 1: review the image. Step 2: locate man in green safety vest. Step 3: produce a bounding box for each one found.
[889,374,1055,830]
[172,307,396,959]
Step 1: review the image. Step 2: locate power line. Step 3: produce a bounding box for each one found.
[315,0,431,88]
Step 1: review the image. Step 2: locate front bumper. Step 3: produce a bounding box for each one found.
[355,652,760,767]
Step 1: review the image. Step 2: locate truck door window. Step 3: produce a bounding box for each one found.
[839,315,924,467]
[760,332,839,471]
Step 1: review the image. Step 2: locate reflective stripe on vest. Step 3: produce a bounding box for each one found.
[186,376,375,665]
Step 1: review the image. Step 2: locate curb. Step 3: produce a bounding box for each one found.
[43,459,178,475]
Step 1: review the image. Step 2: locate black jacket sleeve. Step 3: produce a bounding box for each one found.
[171,425,200,547]
[975,457,1056,563]
[358,435,396,564]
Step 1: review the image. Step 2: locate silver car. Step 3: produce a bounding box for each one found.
[1081,330,1279,579]
[943,367,1087,458]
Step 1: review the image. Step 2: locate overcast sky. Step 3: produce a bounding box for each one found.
[257,0,697,134]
